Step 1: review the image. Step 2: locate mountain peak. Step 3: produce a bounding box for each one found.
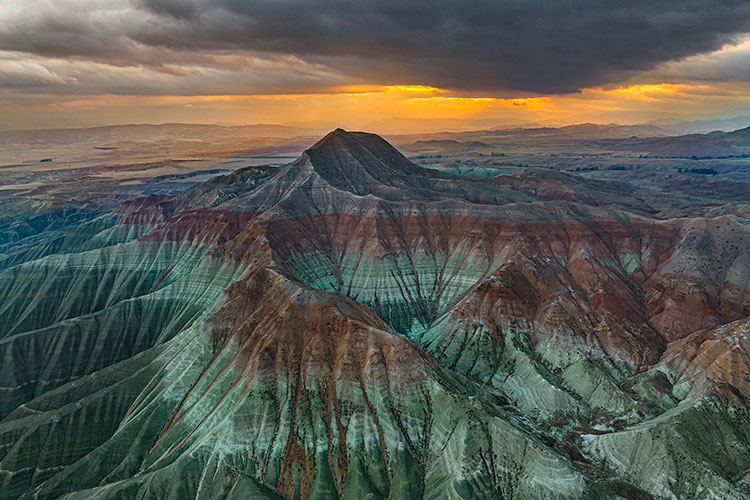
[290,129,531,204]
[300,129,428,196]
[309,128,380,151]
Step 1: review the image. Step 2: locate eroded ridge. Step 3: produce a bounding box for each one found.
[1,130,750,500]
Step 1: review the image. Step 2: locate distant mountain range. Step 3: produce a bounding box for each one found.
[490,122,672,138]
[654,115,750,134]
[361,117,540,134]
[0,123,320,145]
[600,125,750,157]
[5,120,750,159]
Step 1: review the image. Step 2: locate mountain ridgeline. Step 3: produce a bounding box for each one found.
[1,130,750,500]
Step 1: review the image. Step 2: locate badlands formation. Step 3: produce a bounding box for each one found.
[1,130,750,499]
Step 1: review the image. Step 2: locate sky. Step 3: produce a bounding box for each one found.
[1,0,750,131]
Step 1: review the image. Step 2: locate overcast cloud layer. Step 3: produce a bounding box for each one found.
[1,0,750,95]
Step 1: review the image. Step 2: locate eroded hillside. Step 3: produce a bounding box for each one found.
[1,130,749,500]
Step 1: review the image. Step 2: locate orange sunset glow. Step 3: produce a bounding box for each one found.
[1,0,750,133]
[3,78,750,133]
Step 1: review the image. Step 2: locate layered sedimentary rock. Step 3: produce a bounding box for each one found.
[1,129,750,499]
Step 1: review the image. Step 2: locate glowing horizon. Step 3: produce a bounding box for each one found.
[2,2,750,132]
[3,79,750,133]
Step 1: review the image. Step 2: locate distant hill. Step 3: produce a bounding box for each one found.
[484,122,671,138]
[551,122,672,138]
[658,115,750,134]
[600,125,750,157]
[0,123,318,145]
[361,117,537,134]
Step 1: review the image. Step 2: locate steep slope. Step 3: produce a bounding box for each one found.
[1,129,750,500]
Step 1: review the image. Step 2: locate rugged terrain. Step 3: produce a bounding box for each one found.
[1,129,749,499]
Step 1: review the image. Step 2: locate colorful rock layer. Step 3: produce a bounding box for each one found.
[1,130,749,499]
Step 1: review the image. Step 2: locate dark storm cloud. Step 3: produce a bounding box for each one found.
[2,0,750,94]
[137,0,198,20]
